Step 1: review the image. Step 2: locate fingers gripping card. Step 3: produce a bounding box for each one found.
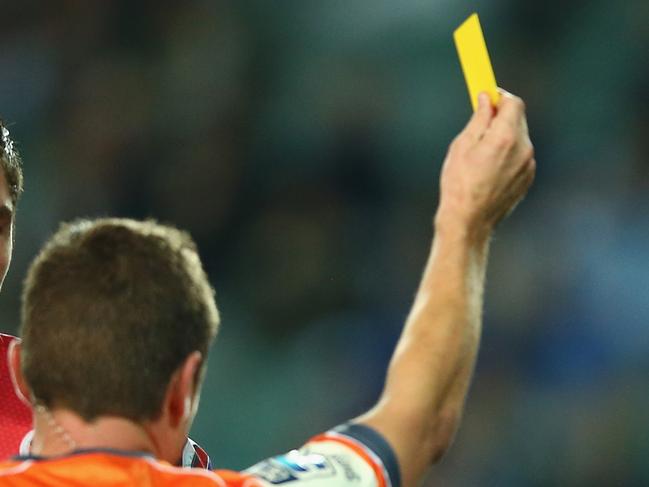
[453,13,500,111]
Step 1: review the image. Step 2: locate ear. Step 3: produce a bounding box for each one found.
[8,339,32,406]
[167,351,203,428]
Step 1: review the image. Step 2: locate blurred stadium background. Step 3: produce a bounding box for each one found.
[1,1,648,484]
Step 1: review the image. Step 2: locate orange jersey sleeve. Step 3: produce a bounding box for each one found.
[244,423,400,487]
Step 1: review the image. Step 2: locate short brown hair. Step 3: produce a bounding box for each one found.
[20,218,219,421]
[0,121,24,207]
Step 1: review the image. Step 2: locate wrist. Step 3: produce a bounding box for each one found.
[433,208,492,249]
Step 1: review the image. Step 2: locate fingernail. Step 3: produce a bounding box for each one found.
[478,93,489,108]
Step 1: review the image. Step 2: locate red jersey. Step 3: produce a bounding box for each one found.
[0,334,31,460]
[0,424,400,487]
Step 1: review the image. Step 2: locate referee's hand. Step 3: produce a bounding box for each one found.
[435,89,535,241]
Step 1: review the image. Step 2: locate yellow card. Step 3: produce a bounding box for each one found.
[453,13,500,111]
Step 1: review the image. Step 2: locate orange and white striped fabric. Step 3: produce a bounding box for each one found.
[0,424,400,487]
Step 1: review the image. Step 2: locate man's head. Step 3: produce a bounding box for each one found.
[12,218,219,459]
[0,121,24,290]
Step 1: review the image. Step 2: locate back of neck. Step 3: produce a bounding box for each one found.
[29,406,155,457]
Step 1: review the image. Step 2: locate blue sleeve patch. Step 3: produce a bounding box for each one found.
[246,450,336,484]
[333,423,401,487]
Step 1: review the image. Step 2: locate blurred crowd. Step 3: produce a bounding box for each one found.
[1,1,648,485]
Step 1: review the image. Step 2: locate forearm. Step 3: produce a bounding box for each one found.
[390,217,488,427]
[356,91,533,487]
[358,217,490,486]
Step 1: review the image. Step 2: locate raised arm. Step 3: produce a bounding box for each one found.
[357,91,535,487]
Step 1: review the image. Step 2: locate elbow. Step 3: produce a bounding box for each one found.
[426,408,462,464]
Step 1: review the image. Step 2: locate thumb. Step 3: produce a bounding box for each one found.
[463,92,494,142]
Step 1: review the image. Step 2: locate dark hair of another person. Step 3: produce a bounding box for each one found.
[20,218,219,422]
[0,120,24,207]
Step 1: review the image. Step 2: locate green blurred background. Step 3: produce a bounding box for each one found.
[1,1,649,484]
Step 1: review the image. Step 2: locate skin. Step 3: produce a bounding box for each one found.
[10,89,534,486]
[10,346,202,461]
[358,90,535,486]
[0,170,15,291]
